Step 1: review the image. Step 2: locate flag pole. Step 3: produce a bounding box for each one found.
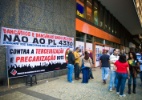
[5,46,10,88]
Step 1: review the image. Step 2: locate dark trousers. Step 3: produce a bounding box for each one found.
[82,67,89,83]
[89,68,94,79]
[140,71,142,83]
[74,63,80,79]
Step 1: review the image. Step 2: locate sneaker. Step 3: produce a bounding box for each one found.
[109,88,112,92]
[116,92,119,95]
[119,94,126,97]
[103,80,106,84]
[112,87,116,90]
[70,81,74,83]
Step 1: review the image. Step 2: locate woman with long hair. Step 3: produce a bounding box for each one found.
[81,51,92,83]
[127,52,140,94]
[114,55,129,97]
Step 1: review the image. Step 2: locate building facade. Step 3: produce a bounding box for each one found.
[0,0,137,85]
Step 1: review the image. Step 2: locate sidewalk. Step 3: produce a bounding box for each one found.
[0,68,142,100]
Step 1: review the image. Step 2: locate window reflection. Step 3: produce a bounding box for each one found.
[86,0,93,22]
[94,1,98,26]
[76,0,85,18]
[99,6,104,28]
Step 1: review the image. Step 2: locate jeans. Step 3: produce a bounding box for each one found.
[140,71,142,83]
[109,71,118,89]
[128,73,136,85]
[116,72,128,95]
[74,63,80,79]
[82,67,90,83]
[67,64,74,82]
[101,67,109,80]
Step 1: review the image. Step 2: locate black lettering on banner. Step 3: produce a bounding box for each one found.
[67,41,69,45]
[57,56,64,60]
[63,41,66,45]
[4,34,12,41]
[48,39,56,45]
[48,39,52,45]
[70,42,73,46]
[33,38,39,44]
[22,36,28,42]
[4,35,29,43]
[10,49,13,54]
[31,49,34,54]
[39,38,45,44]
[13,35,20,42]
[59,40,62,45]
[10,57,14,63]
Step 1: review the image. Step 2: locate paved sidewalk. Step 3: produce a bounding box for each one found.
[0,68,142,100]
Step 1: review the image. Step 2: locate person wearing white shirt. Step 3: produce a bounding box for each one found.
[108,49,119,91]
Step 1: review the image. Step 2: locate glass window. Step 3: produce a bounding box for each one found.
[76,0,85,18]
[94,1,99,26]
[111,16,114,34]
[95,37,104,44]
[99,5,104,28]
[86,34,93,43]
[114,19,117,36]
[86,0,93,22]
[108,13,111,32]
[76,31,85,42]
[104,10,108,30]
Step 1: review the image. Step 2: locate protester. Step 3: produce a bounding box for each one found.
[109,49,119,91]
[140,52,142,86]
[100,49,110,84]
[114,55,129,97]
[127,52,140,94]
[67,49,75,83]
[81,51,93,83]
[74,47,82,80]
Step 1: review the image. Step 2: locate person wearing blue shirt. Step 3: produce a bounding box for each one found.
[99,49,110,84]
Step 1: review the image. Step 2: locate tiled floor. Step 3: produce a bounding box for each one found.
[0,68,142,100]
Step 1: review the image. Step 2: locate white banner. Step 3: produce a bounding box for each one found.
[6,46,72,78]
[1,27,74,48]
[1,27,74,78]
[7,46,68,67]
[75,41,84,55]
[86,42,93,53]
[95,45,104,67]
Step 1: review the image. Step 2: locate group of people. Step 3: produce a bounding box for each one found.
[67,47,94,83]
[99,49,141,97]
[67,47,142,97]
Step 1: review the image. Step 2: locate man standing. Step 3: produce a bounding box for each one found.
[100,49,110,84]
[108,49,119,91]
[67,49,75,83]
[74,47,81,80]
[140,52,142,86]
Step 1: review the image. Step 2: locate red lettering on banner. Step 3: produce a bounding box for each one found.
[21,57,24,62]
[25,56,28,62]
[16,57,20,62]
[54,35,73,42]
[36,49,64,54]
[2,28,31,36]
[3,28,7,34]
[29,56,32,62]
[36,33,54,39]
[32,32,35,37]
[16,56,56,62]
